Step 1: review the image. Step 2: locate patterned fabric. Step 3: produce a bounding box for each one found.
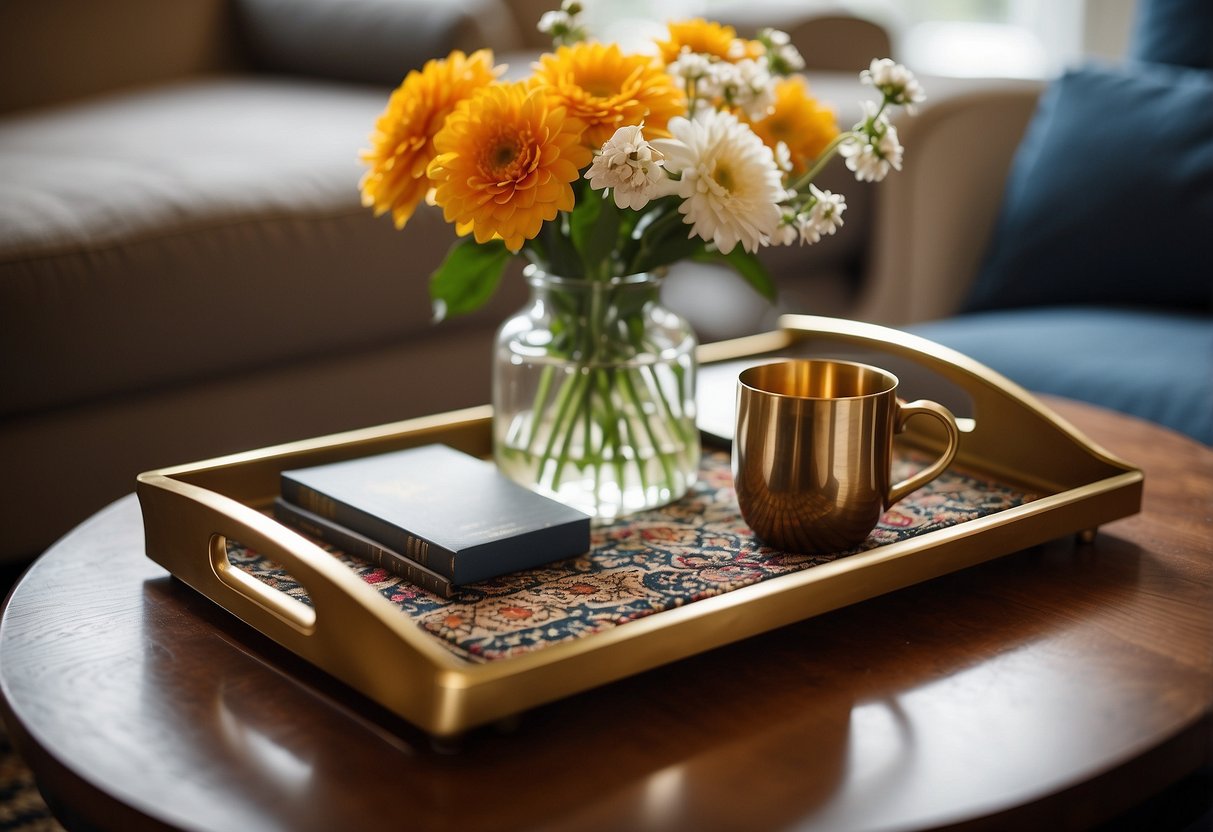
[230,450,1036,663]
[0,726,62,832]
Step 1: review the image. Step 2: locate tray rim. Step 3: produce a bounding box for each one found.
[136,316,1144,735]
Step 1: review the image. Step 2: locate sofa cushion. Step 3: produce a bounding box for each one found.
[910,308,1213,444]
[0,78,522,419]
[963,62,1213,314]
[1130,0,1213,69]
[233,0,523,84]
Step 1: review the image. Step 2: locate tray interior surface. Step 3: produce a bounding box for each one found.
[228,447,1040,664]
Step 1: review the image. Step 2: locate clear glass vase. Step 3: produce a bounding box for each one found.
[493,265,700,518]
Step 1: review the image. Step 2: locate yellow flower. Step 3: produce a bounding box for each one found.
[359,50,499,229]
[427,82,592,253]
[532,42,684,147]
[657,18,751,63]
[747,77,839,175]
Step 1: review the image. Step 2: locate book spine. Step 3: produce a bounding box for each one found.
[280,477,457,579]
[272,499,455,598]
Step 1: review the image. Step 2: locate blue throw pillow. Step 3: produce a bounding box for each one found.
[964,62,1213,313]
[1131,0,1213,68]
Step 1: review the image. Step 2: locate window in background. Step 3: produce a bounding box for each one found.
[864,0,1136,78]
[588,0,1137,80]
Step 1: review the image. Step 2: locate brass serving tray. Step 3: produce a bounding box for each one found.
[137,316,1142,737]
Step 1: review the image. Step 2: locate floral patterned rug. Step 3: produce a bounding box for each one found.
[230,449,1036,663]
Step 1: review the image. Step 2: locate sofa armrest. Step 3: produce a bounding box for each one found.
[234,0,525,85]
[855,79,1044,325]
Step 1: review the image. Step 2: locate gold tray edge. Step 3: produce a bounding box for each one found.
[137,320,1144,736]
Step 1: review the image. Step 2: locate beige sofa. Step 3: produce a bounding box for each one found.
[0,0,904,563]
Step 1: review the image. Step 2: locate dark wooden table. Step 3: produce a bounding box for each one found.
[2,398,1210,832]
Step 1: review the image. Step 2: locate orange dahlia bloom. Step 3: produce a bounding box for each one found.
[532,42,685,147]
[657,18,752,63]
[747,77,840,175]
[427,82,592,253]
[359,49,499,229]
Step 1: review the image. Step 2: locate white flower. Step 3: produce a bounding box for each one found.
[861,58,926,113]
[727,38,750,61]
[772,213,799,246]
[841,105,904,182]
[804,185,846,240]
[651,110,783,254]
[793,214,820,245]
[773,141,793,174]
[759,28,805,74]
[668,50,714,84]
[536,10,570,34]
[584,124,668,210]
[537,4,586,44]
[667,50,723,108]
[715,58,775,120]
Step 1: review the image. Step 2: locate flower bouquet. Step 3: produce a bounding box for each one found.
[360,3,924,517]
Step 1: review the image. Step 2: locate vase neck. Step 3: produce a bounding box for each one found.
[524,265,664,294]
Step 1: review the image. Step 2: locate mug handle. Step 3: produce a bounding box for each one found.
[887,400,961,506]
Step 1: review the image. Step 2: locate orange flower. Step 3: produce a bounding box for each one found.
[747,77,840,175]
[359,49,499,229]
[427,82,592,253]
[657,18,752,63]
[532,42,684,147]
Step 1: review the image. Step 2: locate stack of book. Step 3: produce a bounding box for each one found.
[274,444,592,598]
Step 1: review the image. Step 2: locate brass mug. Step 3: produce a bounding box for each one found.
[734,359,961,553]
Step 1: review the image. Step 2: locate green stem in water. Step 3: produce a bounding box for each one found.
[538,368,587,485]
[524,364,557,454]
[619,368,677,492]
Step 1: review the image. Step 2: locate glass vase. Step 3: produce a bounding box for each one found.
[493,265,700,518]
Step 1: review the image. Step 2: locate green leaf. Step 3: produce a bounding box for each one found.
[429,238,510,321]
[570,190,622,279]
[631,226,704,273]
[696,246,778,302]
[541,217,582,277]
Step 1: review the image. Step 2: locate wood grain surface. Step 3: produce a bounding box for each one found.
[1,397,1210,832]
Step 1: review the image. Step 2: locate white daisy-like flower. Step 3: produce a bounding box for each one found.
[584,124,667,210]
[759,28,805,74]
[668,49,714,82]
[651,110,784,254]
[794,213,821,245]
[841,105,904,182]
[715,58,775,120]
[536,10,570,34]
[773,141,793,174]
[805,184,846,238]
[726,38,750,61]
[772,212,800,246]
[667,50,724,109]
[860,58,926,113]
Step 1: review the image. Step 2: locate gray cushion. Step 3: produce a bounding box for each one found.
[911,308,1213,444]
[0,78,521,419]
[233,0,523,84]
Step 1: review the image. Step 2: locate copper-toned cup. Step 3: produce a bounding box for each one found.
[734,359,961,554]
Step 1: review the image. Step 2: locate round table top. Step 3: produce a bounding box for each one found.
[2,398,1210,832]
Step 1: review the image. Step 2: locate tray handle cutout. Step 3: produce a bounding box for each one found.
[138,472,463,678]
[209,532,316,634]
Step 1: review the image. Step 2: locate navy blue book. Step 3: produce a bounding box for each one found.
[279,444,590,585]
[272,497,457,598]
